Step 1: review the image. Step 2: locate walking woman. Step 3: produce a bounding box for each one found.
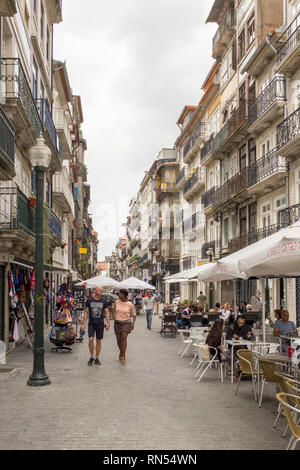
[112,289,136,365]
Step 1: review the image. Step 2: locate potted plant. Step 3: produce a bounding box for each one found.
[29,193,36,207]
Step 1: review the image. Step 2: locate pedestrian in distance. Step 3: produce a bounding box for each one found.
[112,289,136,365]
[154,289,161,315]
[143,290,156,330]
[81,287,110,366]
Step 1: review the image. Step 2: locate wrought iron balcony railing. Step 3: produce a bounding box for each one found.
[0,105,15,175]
[183,256,192,271]
[214,168,248,207]
[277,107,300,150]
[278,203,300,227]
[0,58,42,137]
[35,99,61,160]
[201,133,216,162]
[183,122,206,159]
[0,187,35,237]
[248,76,286,127]
[212,9,236,54]
[157,158,177,170]
[49,210,62,240]
[183,167,205,196]
[176,166,187,186]
[202,186,216,209]
[277,11,300,64]
[212,101,247,155]
[248,148,287,187]
[229,224,287,254]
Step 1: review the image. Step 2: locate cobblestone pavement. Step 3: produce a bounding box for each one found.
[0,314,288,450]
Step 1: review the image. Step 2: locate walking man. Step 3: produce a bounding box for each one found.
[143,290,155,330]
[154,289,161,315]
[81,287,110,366]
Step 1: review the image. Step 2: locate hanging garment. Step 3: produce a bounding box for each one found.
[12,319,19,342]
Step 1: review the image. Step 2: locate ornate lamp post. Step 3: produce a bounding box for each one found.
[27,136,51,387]
[206,248,214,310]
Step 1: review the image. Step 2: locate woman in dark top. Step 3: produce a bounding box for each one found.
[206,319,225,362]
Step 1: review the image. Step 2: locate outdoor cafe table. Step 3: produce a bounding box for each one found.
[260,353,300,379]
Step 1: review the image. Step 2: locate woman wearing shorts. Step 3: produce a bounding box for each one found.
[113,289,136,365]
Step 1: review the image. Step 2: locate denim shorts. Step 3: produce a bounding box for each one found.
[88,322,104,340]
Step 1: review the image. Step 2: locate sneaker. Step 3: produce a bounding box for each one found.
[94,359,101,366]
[120,357,126,365]
[87,358,94,366]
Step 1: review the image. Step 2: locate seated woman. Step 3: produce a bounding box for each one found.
[205,319,226,362]
[219,303,232,323]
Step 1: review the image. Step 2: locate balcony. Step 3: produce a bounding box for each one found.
[201,241,216,260]
[157,158,177,171]
[49,210,62,243]
[176,166,188,189]
[156,183,178,201]
[212,102,247,158]
[183,256,192,271]
[248,76,286,134]
[278,203,300,227]
[48,0,63,23]
[229,224,287,255]
[52,168,75,216]
[73,185,82,210]
[183,211,202,234]
[35,99,62,172]
[212,9,236,60]
[0,187,35,255]
[183,167,206,199]
[276,12,300,74]
[0,58,43,146]
[247,148,287,196]
[183,122,206,163]
[0,0,17,16]
[139,252,150,267]
[213,168,248,209]
[202,186,216,211]
[0,106,15,180]
[201,133,216,164]
[277,107,300,158]
[53,108,73,159]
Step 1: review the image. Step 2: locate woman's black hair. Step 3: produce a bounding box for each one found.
[119,289,129,297]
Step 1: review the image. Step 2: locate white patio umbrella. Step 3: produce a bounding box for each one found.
[197,261,248,283]
[238,220,300,278]
[119,277,156,290]
[165,266,203,281]
[76,275,122,289]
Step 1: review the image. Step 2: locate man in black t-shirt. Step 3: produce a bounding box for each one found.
[81,287,110,366]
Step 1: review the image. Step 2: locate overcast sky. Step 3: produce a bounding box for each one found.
[54,0,216,260]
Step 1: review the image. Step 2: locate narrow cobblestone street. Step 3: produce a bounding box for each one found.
[0,316,288,450]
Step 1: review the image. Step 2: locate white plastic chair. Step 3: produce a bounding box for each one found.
[194,345,223,383]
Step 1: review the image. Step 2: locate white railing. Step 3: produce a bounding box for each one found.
[53,107,72,155]
[53,166,75,215]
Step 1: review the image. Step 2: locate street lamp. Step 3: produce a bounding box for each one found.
[206,248,214,310]
[27,136,51,387]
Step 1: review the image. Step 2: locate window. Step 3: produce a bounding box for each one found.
[262,140,270,157]
[248,138,256,166]
[223,218,229,247]
[239,144,247,170]
[32,57,38,100]
[247,14,255,46]
[296,169,300,203]
[248,77,256,104]
[239,82,246,104]
[34,0,37,13]
[238,29,245,61]
[262,203,271,227]
[40,2,44,40]
[46,28,50,60]
[231,214,237,239]
[276,198,286,208]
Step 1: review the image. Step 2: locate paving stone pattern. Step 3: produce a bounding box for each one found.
[0,315,288,450]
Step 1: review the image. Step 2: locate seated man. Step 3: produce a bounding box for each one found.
[273,310,298,352]
[239,301,247,314]
[181,305,192,329]
[227,315,254,341]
